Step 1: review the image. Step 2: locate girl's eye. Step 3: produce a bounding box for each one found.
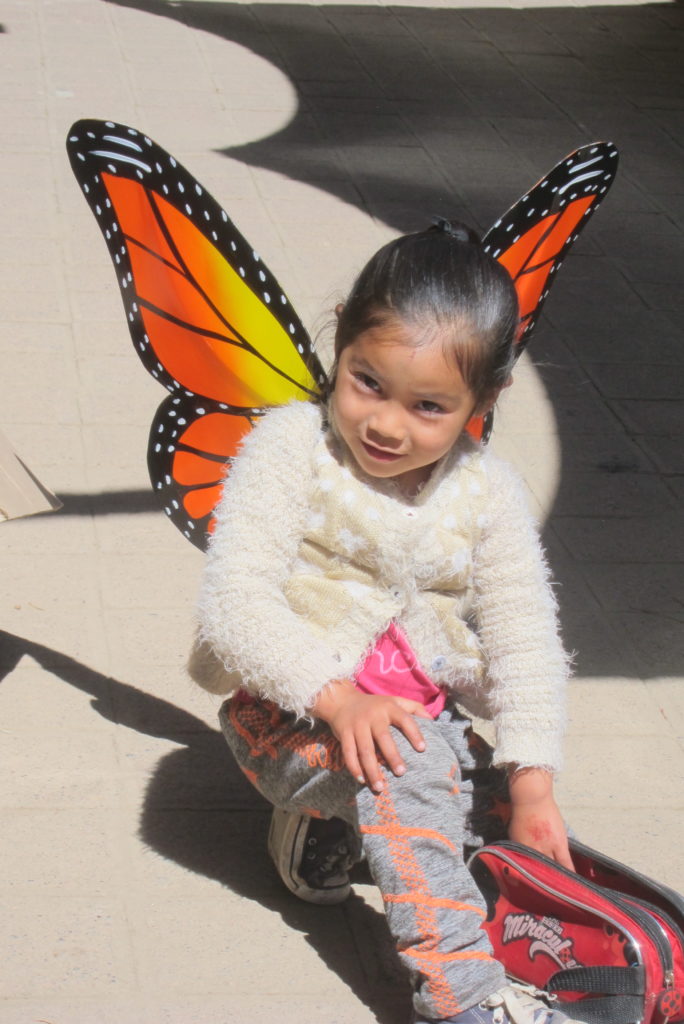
[417,400,444,414]
[354,372,380,392]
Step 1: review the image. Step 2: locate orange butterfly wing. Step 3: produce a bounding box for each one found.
[466,143,618,443]
[67,119,327,546]
[148,394,254,543]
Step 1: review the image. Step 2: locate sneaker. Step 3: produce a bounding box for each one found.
[415,982,589,1024]
[267,808,357,905]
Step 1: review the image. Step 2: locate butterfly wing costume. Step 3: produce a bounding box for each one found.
[66,120,618,550]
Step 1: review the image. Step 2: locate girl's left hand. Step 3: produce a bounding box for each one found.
[507,767,575,871]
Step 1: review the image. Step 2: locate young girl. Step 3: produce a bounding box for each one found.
[190,221,586,1024]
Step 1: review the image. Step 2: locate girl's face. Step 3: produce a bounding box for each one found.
[332,319,484,495]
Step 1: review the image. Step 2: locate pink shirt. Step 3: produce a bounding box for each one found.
[354,622,447,718]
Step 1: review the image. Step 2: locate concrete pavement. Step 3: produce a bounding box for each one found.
[1,0,683,1021]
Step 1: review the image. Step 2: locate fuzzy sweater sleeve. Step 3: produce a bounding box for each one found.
[472,454,570,773]
[194,401,347,716]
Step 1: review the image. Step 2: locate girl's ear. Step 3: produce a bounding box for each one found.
[334,302,345,320]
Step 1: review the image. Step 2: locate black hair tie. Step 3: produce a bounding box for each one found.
[430,217,480,245]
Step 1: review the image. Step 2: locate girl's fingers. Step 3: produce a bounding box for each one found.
[552,840,576,872]
[356,726,385,792]
[374,727,407,780]
[340,733,365,787]
[393,710,426,753]
[395,697,431,719]
[338,699,429,792]
[373,708,426,780]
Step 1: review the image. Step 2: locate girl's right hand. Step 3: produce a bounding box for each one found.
[310,680,430,793]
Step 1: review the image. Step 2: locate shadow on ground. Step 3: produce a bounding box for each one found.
[47,489,159,516]
[0,629,409,1022]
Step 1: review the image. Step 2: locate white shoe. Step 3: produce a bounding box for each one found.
[267,808,358,905]
[415,982,590,1024]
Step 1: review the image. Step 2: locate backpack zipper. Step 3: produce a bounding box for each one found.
[616,893,677,989]
[475,842,673,989]
[471,843,645,972]
[570,839,684,932]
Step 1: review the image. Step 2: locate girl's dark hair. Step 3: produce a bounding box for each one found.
[333,219,519,407]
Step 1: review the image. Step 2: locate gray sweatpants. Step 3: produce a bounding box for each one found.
[220,696,511,1022]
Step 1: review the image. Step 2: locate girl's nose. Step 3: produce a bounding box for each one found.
[367,405,406,448]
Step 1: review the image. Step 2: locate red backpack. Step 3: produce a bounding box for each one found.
[469,839,684,1024]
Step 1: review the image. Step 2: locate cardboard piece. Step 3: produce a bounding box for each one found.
[0,427,62,522]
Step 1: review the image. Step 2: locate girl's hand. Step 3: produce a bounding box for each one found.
[311,680,430,793]
[507,767,575,871]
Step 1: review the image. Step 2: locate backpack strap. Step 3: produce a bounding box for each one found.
[553,995,645,1024]
[547,965,645,1024]
[548,965,645,995]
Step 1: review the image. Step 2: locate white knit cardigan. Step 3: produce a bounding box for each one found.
[191,400,569,771]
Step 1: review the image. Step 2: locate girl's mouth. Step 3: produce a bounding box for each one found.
[361,441,403,462]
